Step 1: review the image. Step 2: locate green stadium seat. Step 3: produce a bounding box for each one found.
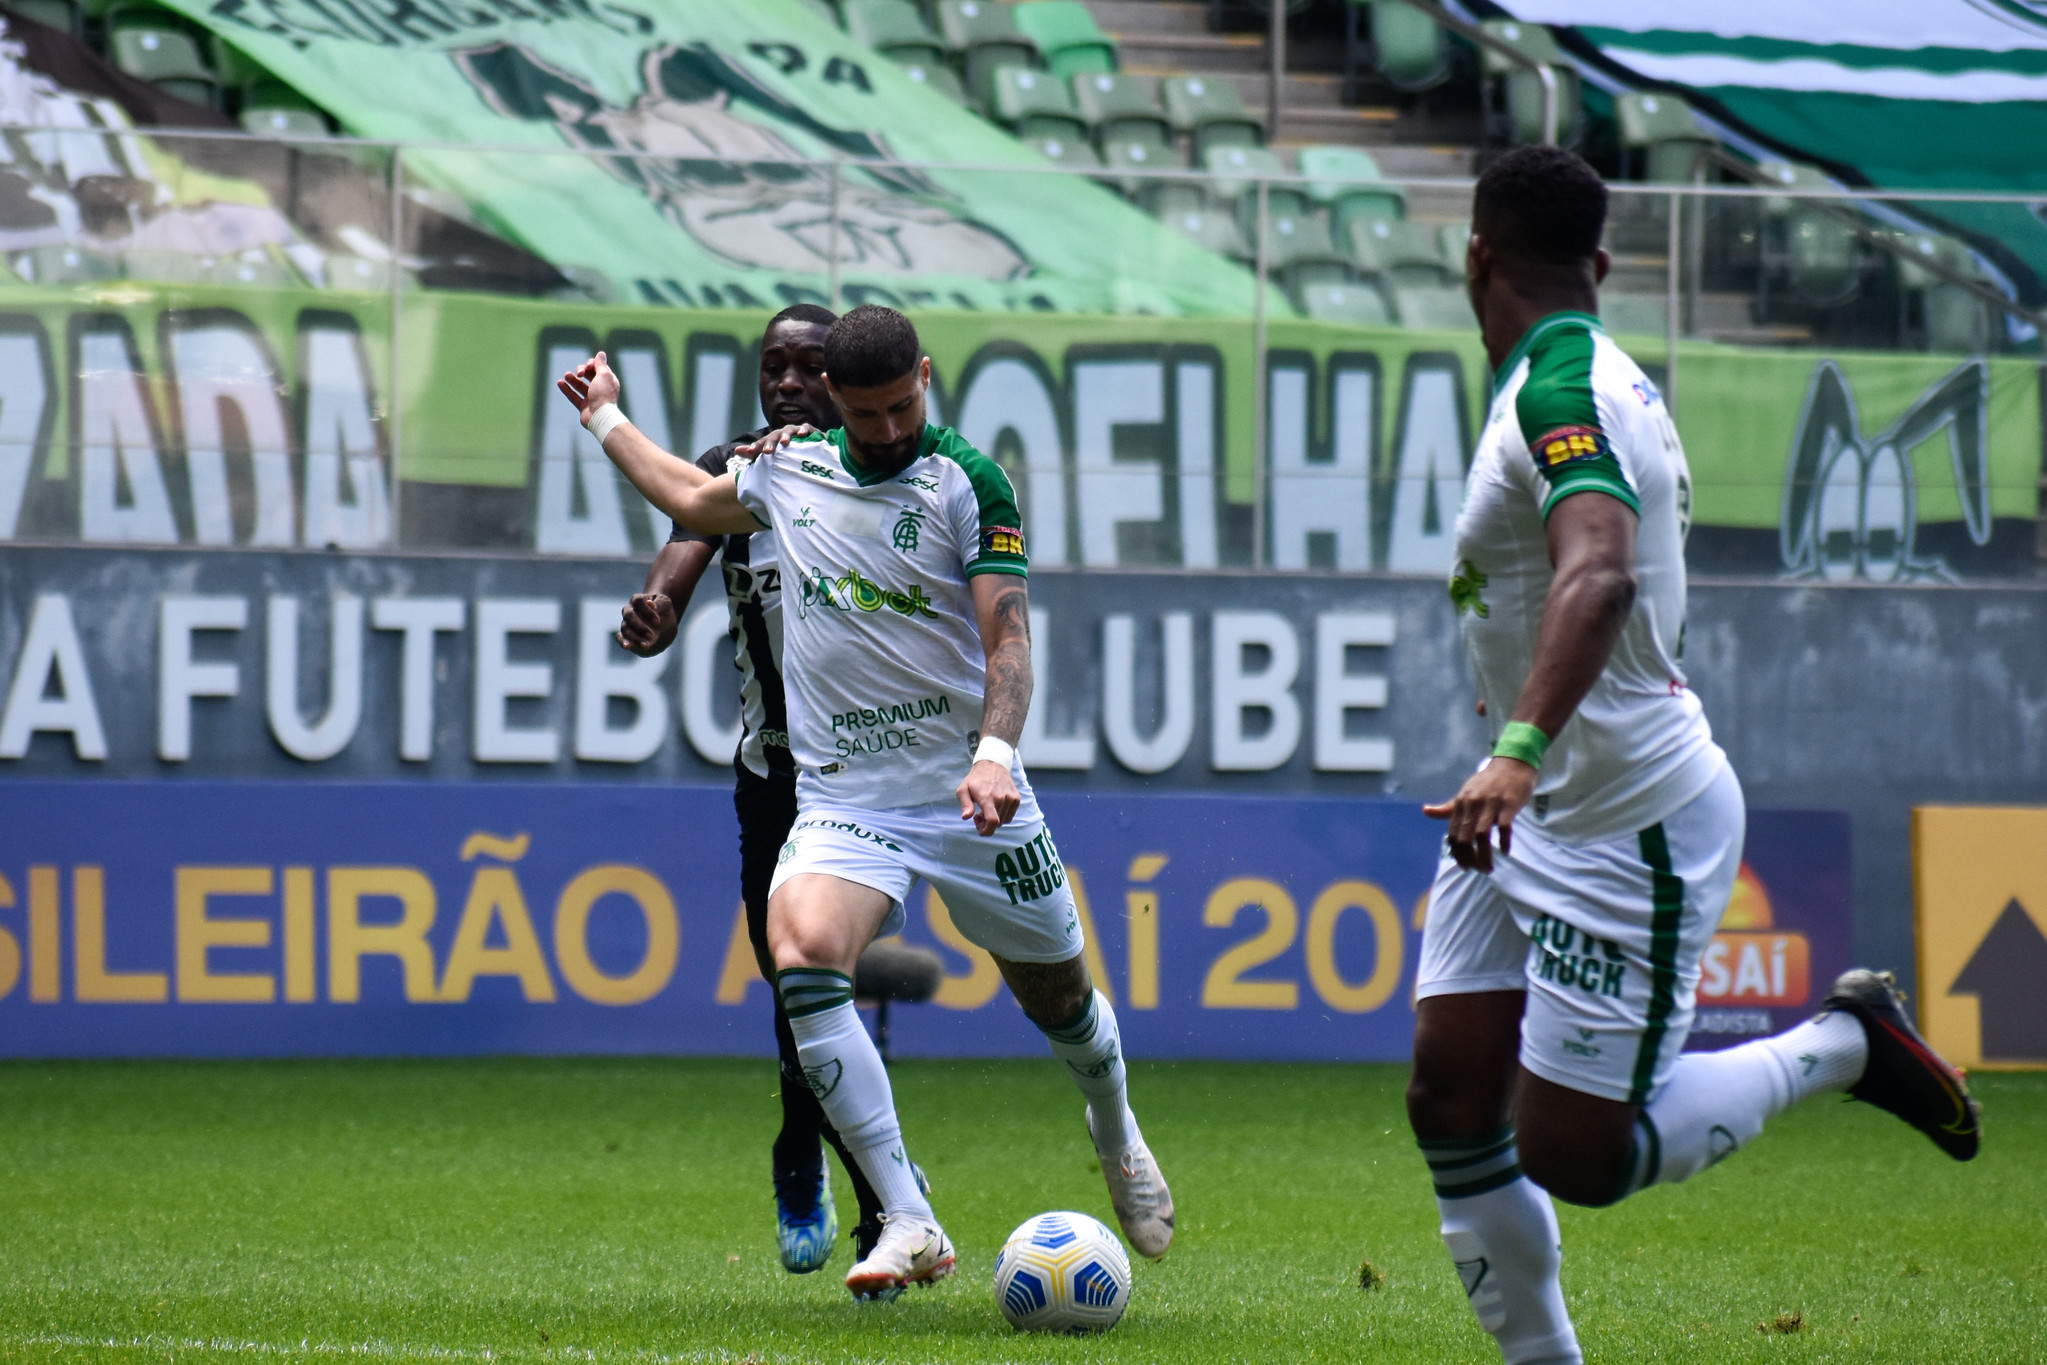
[846,0,945,68]
[1070,71,1171,151]
[324,255,399,292]
[240,93,330,138]
[896,60,969,104]
[1026,133,1102,171]
[1297,145,1406,241]
[1388,281,1473,329]
[1139,178,1207,219]
[1616,92,1713,183]
[9,0,81,36]
[1887,233,1989,352]
[1302,280,1392,326]
[1358,0,1448,95]
[1163,207,1251,262]
[937,0,1040,105]
[1756,160,1860,306]
[1268,211,1358,306]
[1599,293,1668,336]
[1014,1,1116,77]
[1099,136,1185,197]
[20,244,121,284]
[992,65,1086,141]
[1437,220,1470,266]
[1347,216,1453,288]
[1201,144,1305,221]
[1478,19,1580,146]
[207,252,294,288]
[1162,75,1263,159]
[108,24,217,108]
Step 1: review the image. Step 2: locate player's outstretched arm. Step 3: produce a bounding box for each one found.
[617,539,717,656]
[957,574,1032,837]
[1425,492,1637,871]
[556,352,764,536]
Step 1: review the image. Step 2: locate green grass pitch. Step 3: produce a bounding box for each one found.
[0,1058,2038,1363]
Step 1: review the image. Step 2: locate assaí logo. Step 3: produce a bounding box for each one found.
[798,565,941,620]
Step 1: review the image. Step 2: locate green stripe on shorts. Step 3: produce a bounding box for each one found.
[1631,824,1685,1105]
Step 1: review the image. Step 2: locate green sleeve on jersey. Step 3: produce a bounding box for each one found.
[1514,322,1640,519]
[929,426,1028,577]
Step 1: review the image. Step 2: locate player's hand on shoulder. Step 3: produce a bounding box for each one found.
[734,423,819,458]
[1423,757,1538,873]
[616,592,678,657]
[556,350,621,423]
[958,759,1021,837]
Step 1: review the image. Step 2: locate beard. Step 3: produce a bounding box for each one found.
[850,429,922,473]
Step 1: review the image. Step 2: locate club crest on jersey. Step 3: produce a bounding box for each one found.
[892,506,927,552]
[1535,425,1611,467]
[981,525,1025,558]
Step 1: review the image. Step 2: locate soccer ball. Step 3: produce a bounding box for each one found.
[992,1211,1131,1333]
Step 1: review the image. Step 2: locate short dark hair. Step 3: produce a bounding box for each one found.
[1473,145,1608,265]
[823,304,922,389]
[768,302,837,332]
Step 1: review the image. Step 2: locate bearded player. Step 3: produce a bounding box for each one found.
[1408,145,1981,1365]
[610,303,929,1277]
[561,305,1172,1300]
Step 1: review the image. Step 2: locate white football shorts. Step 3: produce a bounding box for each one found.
[1416,761,1746,1104]
[768,790,1083,964]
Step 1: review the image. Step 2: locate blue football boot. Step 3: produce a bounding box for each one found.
[775,1166,838,1274]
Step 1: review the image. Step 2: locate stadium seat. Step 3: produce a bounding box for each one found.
[1162,75,1263,159]
[1892,233,1991,353]
[1756,160,1860,307]
[1163,207,1251,262]
[845,0,946,69]
[1027,133,1102,171]
[240,82,331,137]
[1388,281,1474,329]
[1071,71,1171,152]
[897,60,969,104]
[1139,178,1207,219]
[1297,145,1406,241]
[108,23,218,108]
[1616,92,1714,183]
[19,244,121,284]
[207,252,294,288]
[1437,220,1470,266]
[1202,144,1306,223]
[1347,0,1449,97]
[1477,19,1580,146]
[1098,137,1185,198]
[991,65,1086,141]
[1302,280,1392,326]
[1267,211,1357,306]
[1346,216,1453,288]
[9,0,81,36]
[324,255,399,292]
[1014,1,1116,77]
[1599,292,1669,336]
[937,0,1040,105]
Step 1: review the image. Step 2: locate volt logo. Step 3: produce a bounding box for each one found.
[1780,360,1988,582]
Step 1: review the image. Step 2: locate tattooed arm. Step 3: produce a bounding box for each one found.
[957,574,1033,836]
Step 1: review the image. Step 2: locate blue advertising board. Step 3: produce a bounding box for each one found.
[0,782,1849,1061]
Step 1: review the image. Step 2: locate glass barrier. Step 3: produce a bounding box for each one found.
[0,128,2039,582]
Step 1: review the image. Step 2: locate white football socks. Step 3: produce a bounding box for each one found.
[778,969,934,1222]
[1632,1010,1866,1190]
[1422,1128,1582,1365]
[1041,989,1136,1154]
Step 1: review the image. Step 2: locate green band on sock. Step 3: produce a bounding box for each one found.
[1420,1126,1524,1198]
[1043,992,1100,1047]
[775,967,853,1019]
[1491,721,1550,769]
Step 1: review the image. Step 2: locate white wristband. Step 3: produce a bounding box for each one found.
[585,402,629,446]
[973,736,1016,770]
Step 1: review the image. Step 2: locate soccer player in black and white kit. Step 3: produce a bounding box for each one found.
[612,304,903,1276]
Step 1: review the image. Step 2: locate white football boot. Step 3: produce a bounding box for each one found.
[1089,1107,1176,1260]
[843,1212,956,1300]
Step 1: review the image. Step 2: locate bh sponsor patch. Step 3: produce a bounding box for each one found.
[1533,425,1611,468]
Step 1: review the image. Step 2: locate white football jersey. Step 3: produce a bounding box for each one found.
[1452,310,1728,843]
[733,424,1030,810]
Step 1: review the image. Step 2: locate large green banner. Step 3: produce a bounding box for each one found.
[159,0,1255,316]
[1,283,2035,579]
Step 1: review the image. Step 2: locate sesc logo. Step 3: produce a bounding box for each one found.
[1779,360,1989,582]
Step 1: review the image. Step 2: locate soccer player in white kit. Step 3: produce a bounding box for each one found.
[557,305,1172,1300]
[1408,147,1980,1365]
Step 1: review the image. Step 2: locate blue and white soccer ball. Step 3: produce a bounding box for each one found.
[992,1211,1131,1333]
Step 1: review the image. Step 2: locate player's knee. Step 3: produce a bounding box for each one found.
[1518,1120,1635,1207]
